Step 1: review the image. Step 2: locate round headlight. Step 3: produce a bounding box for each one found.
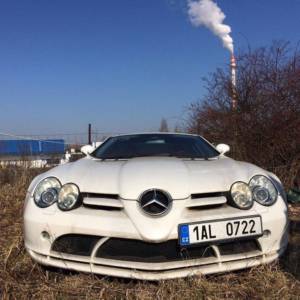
[34,177,61,208]
[230,181,253,209]
[58,183,80,211]
[249,175,278,206]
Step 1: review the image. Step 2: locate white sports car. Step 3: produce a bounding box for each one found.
[24,133,289,280]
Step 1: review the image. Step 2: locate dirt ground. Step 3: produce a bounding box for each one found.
[0,168,299,299]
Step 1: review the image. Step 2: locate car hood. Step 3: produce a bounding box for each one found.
[38,156,268,200]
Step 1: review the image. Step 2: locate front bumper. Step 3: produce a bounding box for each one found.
[24,195,289,280]
[27,248,284,280]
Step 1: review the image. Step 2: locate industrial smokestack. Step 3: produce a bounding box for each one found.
[187,0,237,109]
[230,53,237,110]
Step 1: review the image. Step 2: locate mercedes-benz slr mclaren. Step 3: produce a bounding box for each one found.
[23,133,288,280]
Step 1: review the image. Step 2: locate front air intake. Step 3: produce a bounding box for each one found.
[52,234,101,256]
[96,238,215,262]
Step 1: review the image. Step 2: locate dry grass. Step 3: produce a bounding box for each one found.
[0,167,299,300]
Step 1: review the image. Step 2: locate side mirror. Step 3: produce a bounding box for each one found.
[81,145,95,156]
[216,143,230,155]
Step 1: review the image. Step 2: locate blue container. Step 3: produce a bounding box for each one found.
[0,140,65,156]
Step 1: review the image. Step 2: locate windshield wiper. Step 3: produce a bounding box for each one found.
[179,156,209,160]
[99,155,216,161]
[100,157,132,161]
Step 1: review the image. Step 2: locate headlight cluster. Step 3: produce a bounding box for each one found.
[230,175,278,209]
[33,177,81,211]
[249,175,278,206]
[230,182,253,209]
[57,183,80,211]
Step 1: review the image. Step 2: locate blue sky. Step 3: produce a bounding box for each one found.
[1,0,299,136]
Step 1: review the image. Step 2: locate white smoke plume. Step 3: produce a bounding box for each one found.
[187,0,234,53]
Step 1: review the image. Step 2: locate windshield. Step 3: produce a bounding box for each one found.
[91,134,219,159]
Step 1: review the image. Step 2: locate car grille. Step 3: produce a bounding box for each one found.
[187,191,230,209]
[81,193,123,210]
[80,191,232,210]
[190,192,229,199]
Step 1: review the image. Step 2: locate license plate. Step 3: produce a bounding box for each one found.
[178,216,263,246]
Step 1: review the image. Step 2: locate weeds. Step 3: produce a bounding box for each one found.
[0,167,299,299]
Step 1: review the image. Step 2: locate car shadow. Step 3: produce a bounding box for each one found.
[280,217,300,280]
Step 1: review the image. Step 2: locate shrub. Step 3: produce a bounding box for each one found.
[187,41,300,188]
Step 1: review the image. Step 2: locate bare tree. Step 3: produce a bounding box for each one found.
[187,41,300,188]
[159,118,169,132]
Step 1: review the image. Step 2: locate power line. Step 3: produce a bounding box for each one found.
[0,130,125,146]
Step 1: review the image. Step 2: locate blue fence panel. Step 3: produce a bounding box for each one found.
[41,140,65,154]
[0,140,65,156]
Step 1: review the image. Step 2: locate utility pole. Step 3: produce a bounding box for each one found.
[88,123,92,145]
